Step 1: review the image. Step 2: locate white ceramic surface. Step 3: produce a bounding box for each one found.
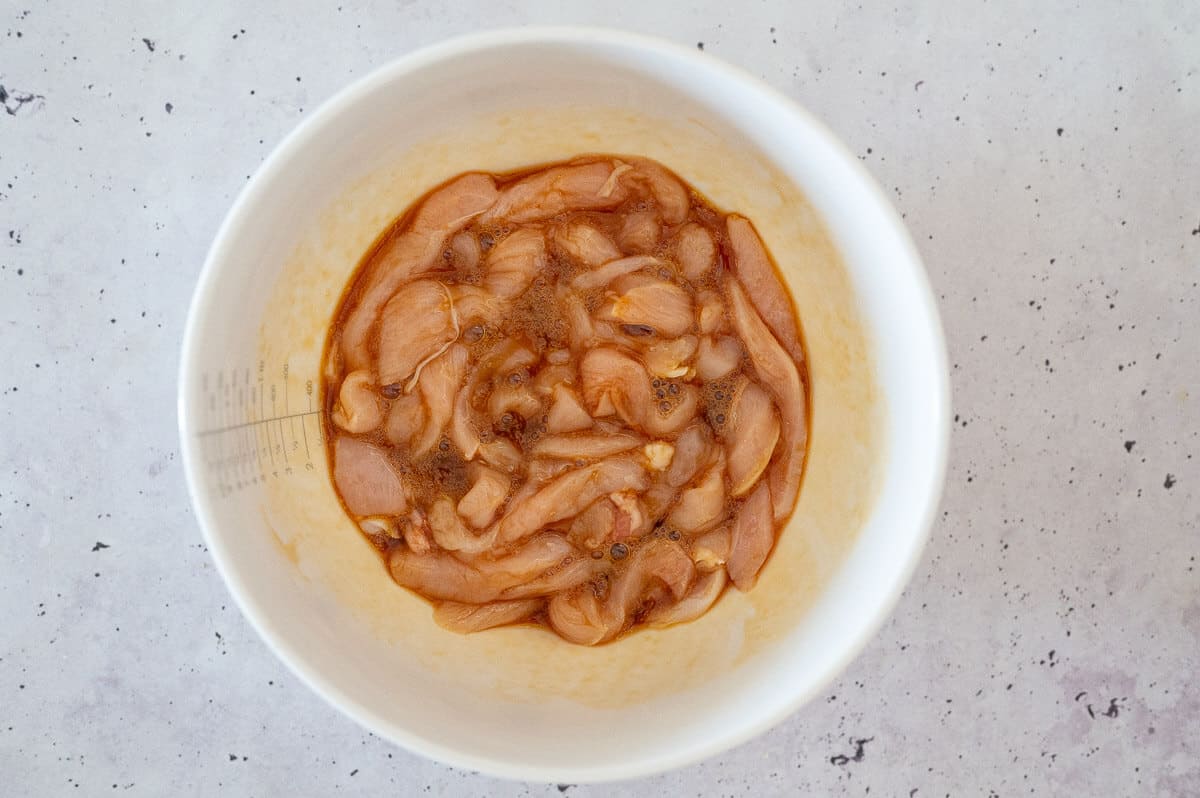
[177,28,948,782]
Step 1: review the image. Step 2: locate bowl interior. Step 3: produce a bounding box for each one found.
[179,29,947,782]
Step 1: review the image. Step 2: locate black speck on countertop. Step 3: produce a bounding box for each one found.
[0,83,45,116]
[1164,473,1176,489]
[91,541,109,552]
[696,42,704,50]
[830,736,874,766]
[1124,440,1135,452]
[1057,127,1064,136]
[141,37,155,52]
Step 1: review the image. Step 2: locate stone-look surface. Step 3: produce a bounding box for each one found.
[1,2,1197,795]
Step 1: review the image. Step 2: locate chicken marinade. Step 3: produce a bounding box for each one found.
[322,155,809,645]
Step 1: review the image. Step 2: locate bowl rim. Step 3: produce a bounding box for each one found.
[178,24,950,783]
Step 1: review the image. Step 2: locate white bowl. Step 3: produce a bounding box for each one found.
[178,27,949,783]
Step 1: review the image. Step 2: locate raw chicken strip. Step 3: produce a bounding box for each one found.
[727,215,803,362]
[331,370,382,434]
[674,223,717,281]
[376,280,457,388]
[724,380,781,496]
[340,173,497,370]
[484,227,545,299]
[668,453,727,533]
[433,598,542,633]
[482,161,627,223]
[457,466,509,529]
[410,344,468,457]
[496,457,647,545]
[648,567,726,628]
[555,220,621,267]
[727,482,774,590]
[726,278,807,520]
[333,436,408,516]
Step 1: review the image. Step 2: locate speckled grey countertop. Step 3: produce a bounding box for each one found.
[2,2,1197,795]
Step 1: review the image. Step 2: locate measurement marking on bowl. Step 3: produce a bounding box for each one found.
[195,363,323,497]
